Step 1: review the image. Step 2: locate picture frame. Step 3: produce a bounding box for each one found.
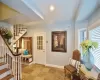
[52,31,67,52]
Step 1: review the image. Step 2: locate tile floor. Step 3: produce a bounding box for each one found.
[22,64,70,80]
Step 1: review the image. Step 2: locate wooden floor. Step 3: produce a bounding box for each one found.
[22,64,70,80]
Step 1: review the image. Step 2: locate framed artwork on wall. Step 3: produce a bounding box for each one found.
[52,31,67,52]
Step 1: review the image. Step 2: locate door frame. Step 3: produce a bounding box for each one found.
[33,32,46,65]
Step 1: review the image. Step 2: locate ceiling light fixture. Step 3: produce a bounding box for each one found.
[50,5,55,11]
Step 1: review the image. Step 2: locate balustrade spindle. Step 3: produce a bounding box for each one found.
[14,25,16,39]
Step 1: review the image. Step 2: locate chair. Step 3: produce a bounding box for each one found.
[64,49,81,77]
[97,73,100,80]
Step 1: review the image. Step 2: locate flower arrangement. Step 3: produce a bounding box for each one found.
[4,30,12,39]
[3,30,12,44]
[80,40,98,54]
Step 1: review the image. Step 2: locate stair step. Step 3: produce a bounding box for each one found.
[19,32,23,34]
[21,30,25,31]
[0,62,5,66]
[0,57,3,59]
[0,63,8,70]
[0,68,11,79]
[0,68,10,75]
[16,34,19,36]
[1,74,14,80]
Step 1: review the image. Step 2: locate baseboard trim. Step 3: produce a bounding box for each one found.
[28,61,35,65]
[45,64,64,69]
[30,62,64,69]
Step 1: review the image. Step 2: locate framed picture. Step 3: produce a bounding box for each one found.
[52,31,67,52]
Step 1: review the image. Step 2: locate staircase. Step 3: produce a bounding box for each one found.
[0,27,22,80]
[12,24,27,45]
[0,24,27,80]
[0,63,14,80]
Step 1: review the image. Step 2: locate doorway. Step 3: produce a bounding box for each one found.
[34,32,46,65]
[19,37,33,64]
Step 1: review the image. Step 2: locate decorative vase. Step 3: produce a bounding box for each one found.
[83,49,94,71]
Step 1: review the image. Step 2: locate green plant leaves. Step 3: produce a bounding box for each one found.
[80,40,98,55]
[4,30,12,39]
[92,42,98,48]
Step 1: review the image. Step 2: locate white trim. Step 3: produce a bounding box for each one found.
[22,0,44,20]
[78,28,87,50]
[88,19,100,30]
[29,61,64,69]
[21,61,35,65]
[28,61,35,65]
[45,64,64,69]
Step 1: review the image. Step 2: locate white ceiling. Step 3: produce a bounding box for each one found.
[0,0,99,24]
[33,0,79,21]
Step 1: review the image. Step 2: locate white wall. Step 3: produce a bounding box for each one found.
[25,22,75,66]
[46,22,75,66]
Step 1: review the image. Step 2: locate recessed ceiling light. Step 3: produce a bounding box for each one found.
[50,5,55,11]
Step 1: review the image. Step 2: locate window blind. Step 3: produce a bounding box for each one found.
[90,26,100,70]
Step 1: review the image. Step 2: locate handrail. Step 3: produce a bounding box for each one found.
[0,32,21,56]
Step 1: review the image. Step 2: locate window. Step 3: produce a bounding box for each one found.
[89,26,100,70]
[78,28,87,59]
[37,36,43,50]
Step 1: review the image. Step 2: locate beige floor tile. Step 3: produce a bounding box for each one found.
[22,64,70,80]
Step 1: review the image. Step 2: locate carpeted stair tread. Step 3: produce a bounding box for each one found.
[1,74,14,80]
[0,62,5,66]
[0,68,10,75]
[0,57,4,59]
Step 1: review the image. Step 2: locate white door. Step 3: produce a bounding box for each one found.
[34,32,46,64]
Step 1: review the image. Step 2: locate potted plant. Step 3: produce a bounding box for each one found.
[3,30,12,44]
[80,40,98,71]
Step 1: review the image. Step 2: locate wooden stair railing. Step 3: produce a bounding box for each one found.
[0,31,22,80]
[13,24,27,39]
[12,24,27,46]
